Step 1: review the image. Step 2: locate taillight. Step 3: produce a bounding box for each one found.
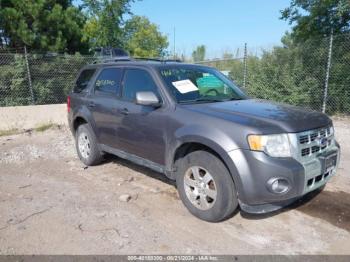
[67,96,71,113]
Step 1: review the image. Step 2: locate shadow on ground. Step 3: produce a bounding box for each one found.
[104,154,350,231]
[294,190,350,232]
[238,188,350,232]
[103,153,175,186]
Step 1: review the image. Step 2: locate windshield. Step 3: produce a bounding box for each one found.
[158,65,247,103]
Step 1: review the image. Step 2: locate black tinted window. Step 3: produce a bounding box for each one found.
[95,68,122,94]
[74,69,95,93]
[123,69,159,101]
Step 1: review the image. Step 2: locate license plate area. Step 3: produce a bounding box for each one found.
[320,152,337,173]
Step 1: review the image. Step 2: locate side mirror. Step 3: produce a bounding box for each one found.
[136,91,161,107]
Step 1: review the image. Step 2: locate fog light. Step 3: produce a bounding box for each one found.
[267,178,290,194]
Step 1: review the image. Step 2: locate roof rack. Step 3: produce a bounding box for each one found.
[91,47,183,64]
[92,47,131,64]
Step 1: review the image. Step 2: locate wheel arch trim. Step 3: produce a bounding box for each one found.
[167,135,244,197]
[72,106,97,135]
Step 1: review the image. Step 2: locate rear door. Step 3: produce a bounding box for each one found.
[89,67,123,147]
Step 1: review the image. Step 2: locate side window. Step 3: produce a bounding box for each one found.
[94,68,123,94]
[74,69,95,93]
[122,69,160,102]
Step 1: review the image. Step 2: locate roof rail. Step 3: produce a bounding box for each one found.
[102,57,132,63]
[92,56,132,64]
[92,57,183,64]
[134,57,182,63]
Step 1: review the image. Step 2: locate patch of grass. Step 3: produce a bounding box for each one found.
[0,123,58,137]
[34,123,55,132]
[0,128,21,137]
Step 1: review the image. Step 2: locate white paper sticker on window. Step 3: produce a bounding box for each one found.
[172,79,198,94]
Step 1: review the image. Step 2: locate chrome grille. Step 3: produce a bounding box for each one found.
[297,126,333,157]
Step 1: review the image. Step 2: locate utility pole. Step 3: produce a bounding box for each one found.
[173,27,176,59]
[24,45,35,105]
[243,43,248,90]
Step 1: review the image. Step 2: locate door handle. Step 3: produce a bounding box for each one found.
[120,108,129,115]
[88,102,96,108]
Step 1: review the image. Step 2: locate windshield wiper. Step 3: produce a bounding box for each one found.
[179,98,224,104]
[195,98,225,102]
[179,97,245,104]
[224,97,244,101]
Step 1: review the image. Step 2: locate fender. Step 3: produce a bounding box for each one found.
[72,105,98,138]
[166,124,244,196]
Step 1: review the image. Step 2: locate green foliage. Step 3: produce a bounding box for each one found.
[0,0,169,56]
[192,45,206,62]
[326,34,350,113]
[34,123,55,132]
[29,54,95,104]
[271,0,350,113]
[281,0,350,41]
[0,0,89,53]
[82,0,134,49]
[123,16,168,57]
[0,128,20,137]
[0,53,95,106]
[215,33,350,114]
[0,54,31,106]
[1,0,349,116]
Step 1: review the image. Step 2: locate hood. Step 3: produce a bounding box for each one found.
[182,99,332,133]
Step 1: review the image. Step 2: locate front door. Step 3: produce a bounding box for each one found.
[115,68,167,165]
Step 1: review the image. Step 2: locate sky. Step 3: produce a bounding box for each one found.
[130,0,292,58]
[74,0,293,58]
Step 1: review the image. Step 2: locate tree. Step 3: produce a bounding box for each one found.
[192,45,206,62]
[82,0,134,49]
[281,0,350,40]
[0,0,88,53]
[123,16,168,57]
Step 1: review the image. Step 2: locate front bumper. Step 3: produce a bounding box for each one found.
[227,141,340,214]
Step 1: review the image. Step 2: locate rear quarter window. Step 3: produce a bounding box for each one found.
[74,69,96,93]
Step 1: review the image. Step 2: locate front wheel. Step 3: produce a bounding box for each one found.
[175,150,238,222]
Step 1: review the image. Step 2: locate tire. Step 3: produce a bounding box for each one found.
[175,150,238,222]
[75,123,103,166]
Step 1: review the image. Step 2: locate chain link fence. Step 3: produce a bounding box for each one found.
[198,33,350,115]
[0,33,349,115]
[0,52,94,107]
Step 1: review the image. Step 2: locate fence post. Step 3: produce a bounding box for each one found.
[243,43,247,89]
[322,30,333,113]
[24,45,35,105]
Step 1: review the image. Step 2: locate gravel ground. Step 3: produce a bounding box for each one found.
[0,119,349,255]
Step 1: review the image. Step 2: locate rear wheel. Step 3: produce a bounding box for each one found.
[75,124,103,166]
[175,150,238,222]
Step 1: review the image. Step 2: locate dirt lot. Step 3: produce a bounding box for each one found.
[0,119,349,255]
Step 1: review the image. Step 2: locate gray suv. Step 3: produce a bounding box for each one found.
[68,57,340,222]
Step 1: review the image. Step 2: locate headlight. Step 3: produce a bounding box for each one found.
[248,134,291,157]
